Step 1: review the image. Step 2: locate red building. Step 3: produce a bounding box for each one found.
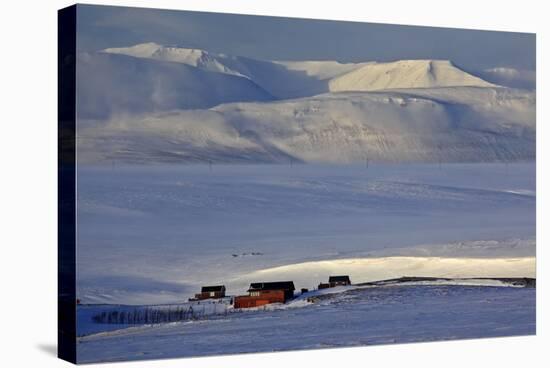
[193,285,226,300]
[234,281,295,308]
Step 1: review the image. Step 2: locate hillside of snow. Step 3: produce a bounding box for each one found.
[328,59,495,91]
[76,163,535,305]
[74,43,536,164]
[76,52,273,119]
[76,283,535,363]
[78,86,535,164]
[100,43,499,98]
[103,43,248,78]
[102,43,359,99]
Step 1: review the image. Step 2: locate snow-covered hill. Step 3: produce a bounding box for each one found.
[101,43,357,99]
[103,43,248,78]
[76,284,535,363]
[76,43,535,164]
[101,43,498,98]
[328,59,495,91]
[77,52,273,119]
[78,86,535,164]
[76,163,535,305]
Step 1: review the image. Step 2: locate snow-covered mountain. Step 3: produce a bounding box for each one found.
[101,43,359,99]
[328,59,495,91]
[76,51,273,119]
[103,43,248,78]
[77,43,536,164]
[100,43,498,98]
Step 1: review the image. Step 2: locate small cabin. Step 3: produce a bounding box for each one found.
[234,281,295,308]
[194,285,226,300]
[329,275,351,287]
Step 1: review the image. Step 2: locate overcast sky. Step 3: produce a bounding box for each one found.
[76,4,535,72]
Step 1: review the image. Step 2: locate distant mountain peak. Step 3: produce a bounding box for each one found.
[102,43,248,78]
[328,59,496,92]
[101,43,498,97]
[103,42,164,58]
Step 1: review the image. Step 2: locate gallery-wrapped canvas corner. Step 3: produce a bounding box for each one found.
[58,4,536,364]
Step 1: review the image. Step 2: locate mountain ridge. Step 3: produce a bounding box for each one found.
[101,43,499,98]
[75,43,535,164]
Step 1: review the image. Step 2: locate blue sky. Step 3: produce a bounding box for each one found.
[76,4,535,72]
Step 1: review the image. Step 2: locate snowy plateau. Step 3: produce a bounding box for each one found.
[74,43,536,362]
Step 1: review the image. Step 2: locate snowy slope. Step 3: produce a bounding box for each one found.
[239,256,535,291]
[329,60,495,91]
[101,44,497,98]
[76,52,273,119]
[103,43,248,78]
[76,285,535,363]
[103,43,361,80]
[77,43,536,164]
[101,43,362,97]
[274,60,366,80]
[76,163,535,305]
[76,277,532,336]
[78,43,536,163]
[102,44,351,98]
[78,86,535,164]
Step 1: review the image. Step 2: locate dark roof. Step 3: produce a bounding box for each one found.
[329,275,351,282]
[201,285,225,292]
[248,281,295,291]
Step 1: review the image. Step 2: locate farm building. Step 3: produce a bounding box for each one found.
[193,285,226,300]
[234,281,295,308]
[329,275,351,287]
[318,276,351,289]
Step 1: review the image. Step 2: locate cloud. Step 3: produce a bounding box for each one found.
[478,67,536,90]
[76,4,535,71]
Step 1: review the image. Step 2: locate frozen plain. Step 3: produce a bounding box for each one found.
[76,163,535,305]
[75,162,535,362]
